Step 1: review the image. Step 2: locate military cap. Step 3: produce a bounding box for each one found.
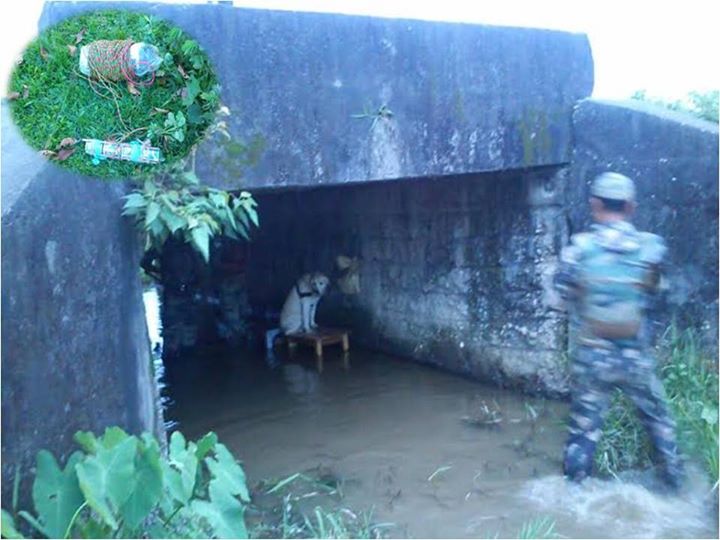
[591,172,636,201]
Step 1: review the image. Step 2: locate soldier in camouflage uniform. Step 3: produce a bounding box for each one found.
[554,172,683,489]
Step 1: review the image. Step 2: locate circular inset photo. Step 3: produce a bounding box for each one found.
[7,10,220,178]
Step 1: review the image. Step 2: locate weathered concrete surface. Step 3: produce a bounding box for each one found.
[568,99,719,347]
[40,1,593,189]
[1,104,160,507]
[241,168,569,395]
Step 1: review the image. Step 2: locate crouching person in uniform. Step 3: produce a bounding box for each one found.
[554,172,684,490]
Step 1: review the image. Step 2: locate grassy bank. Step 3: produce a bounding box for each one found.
[594,326,719,486]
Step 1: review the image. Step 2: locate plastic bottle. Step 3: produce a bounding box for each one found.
[78,41,163,80]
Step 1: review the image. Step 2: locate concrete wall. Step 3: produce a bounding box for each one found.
[244,169,569,395]
[40,1,593,189]
[1,105,160,507]
[568,99,719,347]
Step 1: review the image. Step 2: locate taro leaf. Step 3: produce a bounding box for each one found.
[164,432,199,505]
[191,481,247,539]
[2,509,25,539]
[74,431,100,454]
[118,437,163,531]
[100,427,130,450]
[75,436,138,530]
[204,444,250,502]
[31,450,84,539]
[181,77,201,107]
[195,432,218,461]
[190,226,210,263]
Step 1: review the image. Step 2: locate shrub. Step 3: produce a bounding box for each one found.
[1,428,249,539]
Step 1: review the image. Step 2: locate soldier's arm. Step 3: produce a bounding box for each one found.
[553,236,585,303]
[640,233,668,295]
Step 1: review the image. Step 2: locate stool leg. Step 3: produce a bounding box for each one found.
[342,334,349,352]
[342,351,350,370]
[315,341,323,372]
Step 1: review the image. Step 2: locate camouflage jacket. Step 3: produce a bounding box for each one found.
[554,220,667,348]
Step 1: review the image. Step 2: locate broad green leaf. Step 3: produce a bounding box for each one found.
[169,431,187,457]
[234,206,250,230]
[187,103,203,125]
[118,437,163,531]
[75,436,138,530]
[222,206,238,232]
[195,432,218,461]
[148,217,168,240]
[1,509,24,539]
[164,432,198,505]
[143,179,158,197]
[160,207,187,234]
[100,427,130,450]
[191,481,247,539]
[74,431,100,454]
[181,78,201,107]
[122,193,147,210]
[190,226,210,263]
[145,202,161,228]
[205,444,250,502]
[32,450,84,539]
[208,192,227,208]
[245,206,259,227]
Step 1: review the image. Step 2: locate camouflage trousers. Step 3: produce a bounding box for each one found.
[563,344,683,486]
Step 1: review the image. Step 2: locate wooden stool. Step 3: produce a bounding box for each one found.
[286,327,350,371]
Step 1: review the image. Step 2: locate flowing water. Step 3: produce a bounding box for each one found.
[159,346,718,539]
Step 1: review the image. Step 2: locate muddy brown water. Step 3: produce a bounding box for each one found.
[162,347,718,539]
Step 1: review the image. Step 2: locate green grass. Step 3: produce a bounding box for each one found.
[247,469,394,539]
[594,326,719,484]
[8,10,219,179]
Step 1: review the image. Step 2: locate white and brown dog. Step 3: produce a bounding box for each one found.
[279,272,330,335]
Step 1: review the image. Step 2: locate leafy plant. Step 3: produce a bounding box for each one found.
[123,175,258,263]
[1,428,250,539]
[122,103,260,263]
